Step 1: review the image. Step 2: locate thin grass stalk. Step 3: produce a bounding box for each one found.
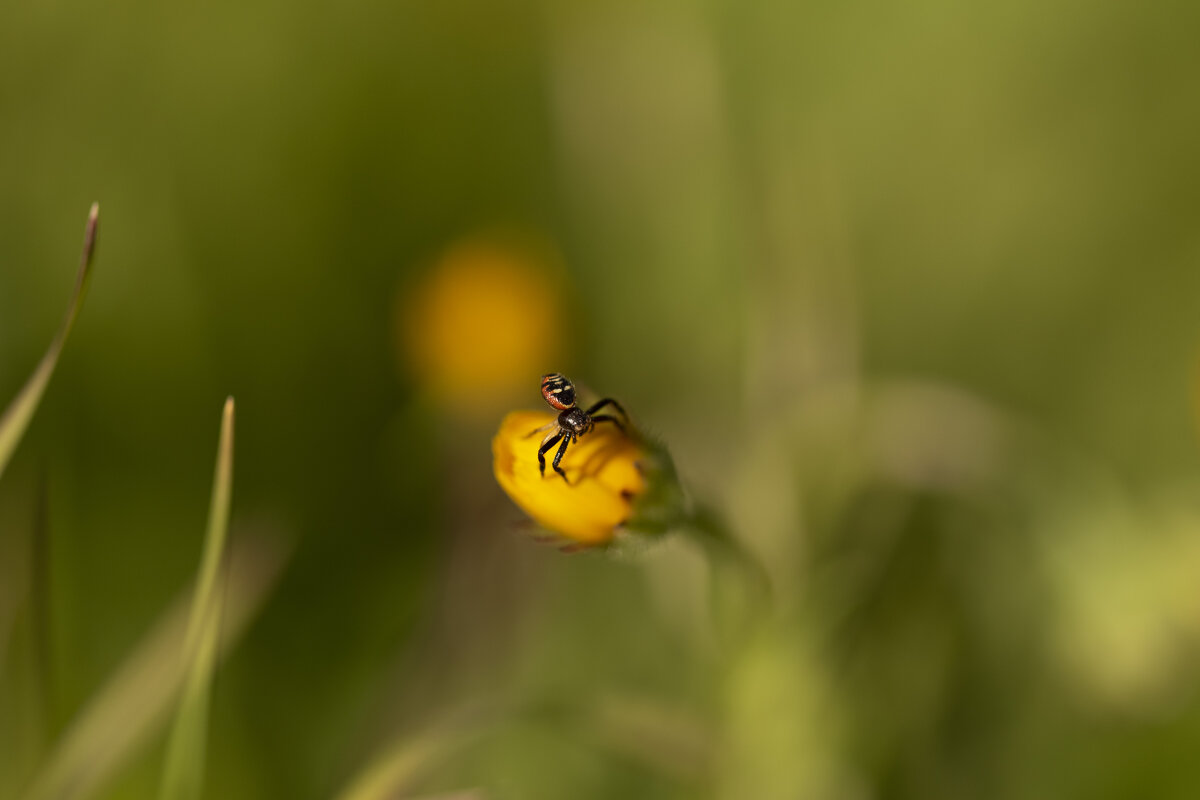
[0,204,99,479]
[159,397,235,800]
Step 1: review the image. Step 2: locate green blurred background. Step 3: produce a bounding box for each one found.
[3,0,1200,798]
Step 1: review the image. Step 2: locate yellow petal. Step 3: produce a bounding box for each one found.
[492,411,647,546]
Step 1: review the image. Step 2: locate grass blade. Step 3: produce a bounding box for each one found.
[0,203,99,480]
[333,729,470,800]
[333,705,498,800]
[160,397,235,800]
[30,474,55,750]
[20,530,286,800]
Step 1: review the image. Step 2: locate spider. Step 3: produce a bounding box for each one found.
[526,373,627,483]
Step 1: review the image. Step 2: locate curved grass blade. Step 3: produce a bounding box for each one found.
[160,397,235,800]
[333,728,472,800]
[333,702,502,800]
[0,204,99,480]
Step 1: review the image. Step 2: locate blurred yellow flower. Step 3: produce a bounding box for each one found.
[492,410,655,547]
[399,234,565,414]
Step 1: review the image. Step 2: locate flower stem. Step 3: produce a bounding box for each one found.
[682,503,772,647]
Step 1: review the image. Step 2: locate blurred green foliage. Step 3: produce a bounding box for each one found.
[2,0,1200,798]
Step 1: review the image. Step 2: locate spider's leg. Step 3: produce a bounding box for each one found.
[525,421,558,439]
[551,434,572,483]
[591,414,625,433]
[538,432,564,477]
[585,398,626,419]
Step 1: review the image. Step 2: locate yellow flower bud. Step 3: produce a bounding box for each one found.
[492,410,682,548]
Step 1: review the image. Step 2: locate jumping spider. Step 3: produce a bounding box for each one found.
[526,373,626,483]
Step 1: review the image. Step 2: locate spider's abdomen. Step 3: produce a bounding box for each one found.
[541,373,577,410]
